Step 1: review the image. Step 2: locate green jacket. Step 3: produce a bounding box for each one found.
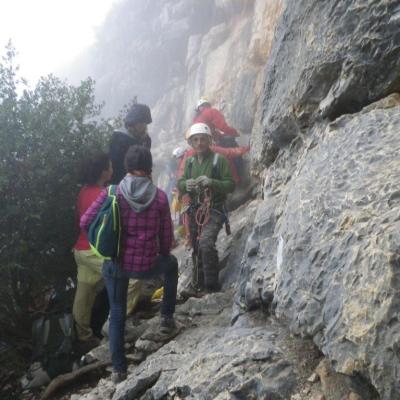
[178,150,235,206]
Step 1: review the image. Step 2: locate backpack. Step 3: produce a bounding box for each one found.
[31,312,76,379]
[88,185,121,259]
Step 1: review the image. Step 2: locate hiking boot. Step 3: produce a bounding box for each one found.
[180,284,206,299]
[159,315,176,335]
[205,283,221,293]
[111,371,127,384]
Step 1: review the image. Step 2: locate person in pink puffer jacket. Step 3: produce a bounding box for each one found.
[80,145,178,383]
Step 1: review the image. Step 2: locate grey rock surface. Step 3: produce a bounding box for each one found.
[252,0,400,168]
[112,292,310,400]
[240,98,400,399]
[276,105,400,399]
[72,292,321,400]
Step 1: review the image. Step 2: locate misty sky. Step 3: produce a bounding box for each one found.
[0,0,119,85]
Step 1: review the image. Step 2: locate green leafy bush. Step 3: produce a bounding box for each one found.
[0,44,113,339]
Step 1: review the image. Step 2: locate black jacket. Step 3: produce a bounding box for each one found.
[109,130,152,184]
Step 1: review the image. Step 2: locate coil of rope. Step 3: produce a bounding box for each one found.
[195,188,212,238]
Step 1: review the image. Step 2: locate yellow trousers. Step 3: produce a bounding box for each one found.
[72,250,160,340]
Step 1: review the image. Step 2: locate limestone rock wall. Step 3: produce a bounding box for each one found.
[237,1,400,398]
[251,0,400,169]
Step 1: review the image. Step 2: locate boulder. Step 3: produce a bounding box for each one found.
[252,0,400,168]
[241,98,400,399]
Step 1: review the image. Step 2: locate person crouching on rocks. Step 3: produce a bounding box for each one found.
[178,123,235,298]
[80,145,178,383]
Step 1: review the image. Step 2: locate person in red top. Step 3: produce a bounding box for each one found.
[193,97,239,145]
[72,151,113,346]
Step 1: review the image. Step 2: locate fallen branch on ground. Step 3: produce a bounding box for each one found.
[40,360,110,400]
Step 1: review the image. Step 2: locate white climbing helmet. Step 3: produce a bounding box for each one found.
[196,96,211,110]
[172,146,186,158]
[187,123,212,139]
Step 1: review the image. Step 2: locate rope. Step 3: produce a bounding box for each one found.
[192,188,212,289]
[194,188,211,239]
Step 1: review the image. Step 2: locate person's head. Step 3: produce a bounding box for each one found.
[124,145,152,176]
[124,103,152,135]
[79,151,112,186]
[196,96,211,112]
[187,123,212,155]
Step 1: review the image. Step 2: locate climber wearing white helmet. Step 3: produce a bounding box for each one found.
[194,96,247,182]
[178,123,235,298]
[194,96,239,142]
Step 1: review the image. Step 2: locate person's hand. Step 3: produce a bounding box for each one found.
[186,179,196,192]
[196,175,212,187]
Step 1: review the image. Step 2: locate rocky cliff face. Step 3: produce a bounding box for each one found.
[239,0,400,398]
[68,0,283,151]
[65,1,400,399]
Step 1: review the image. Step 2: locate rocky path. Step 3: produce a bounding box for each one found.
[67,289,324,400]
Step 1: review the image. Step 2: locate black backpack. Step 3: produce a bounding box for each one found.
[31,312,76,379]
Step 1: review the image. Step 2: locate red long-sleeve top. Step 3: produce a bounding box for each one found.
[194,107,239,137]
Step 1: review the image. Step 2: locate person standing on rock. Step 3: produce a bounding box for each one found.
[109,103,152,184]
[72,151,113,349]
[194,96,239,147]
[178,123,235,297]
[81,145,178,383]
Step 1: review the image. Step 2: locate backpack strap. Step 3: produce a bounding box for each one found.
[187,157,194,179]
[211,153,219,180]
[58,314,74,338]
[108,184,117,196]
[43,319,50,347]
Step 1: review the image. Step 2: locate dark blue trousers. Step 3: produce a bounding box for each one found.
[102,255,178,372]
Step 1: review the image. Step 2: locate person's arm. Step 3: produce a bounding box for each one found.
[209,109,239,137]
[80,189,108,232]
[210,145,250,158]
[159,194,173,255]
[209,156,235,195]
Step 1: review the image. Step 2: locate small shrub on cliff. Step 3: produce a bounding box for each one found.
[0,44,113,339]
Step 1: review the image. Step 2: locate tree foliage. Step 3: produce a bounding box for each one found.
[0,43,113,338]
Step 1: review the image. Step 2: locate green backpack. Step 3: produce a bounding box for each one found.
[88,185,121,259]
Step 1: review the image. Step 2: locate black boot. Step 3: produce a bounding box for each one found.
[205,282,221,293]
[180,284,206,299]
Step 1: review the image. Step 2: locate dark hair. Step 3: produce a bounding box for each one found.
[78,151,110,185]
[124,104,152,128]
[124,145,152,175]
